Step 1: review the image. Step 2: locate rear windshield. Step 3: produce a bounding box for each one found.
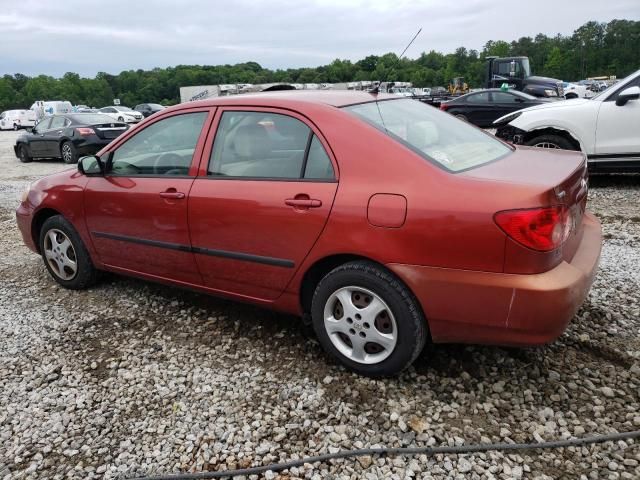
[344,98,512,172]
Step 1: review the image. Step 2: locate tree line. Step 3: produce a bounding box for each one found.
[0,19,638,112]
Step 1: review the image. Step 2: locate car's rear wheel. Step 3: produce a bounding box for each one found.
[311,260,427,377]
[525,134,576,151]
[61,141,77,164]
[39,215,98,290]
[18,145,32,163]
[455,114,468,122]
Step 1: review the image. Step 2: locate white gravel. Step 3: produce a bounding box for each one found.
[0,129,639,479]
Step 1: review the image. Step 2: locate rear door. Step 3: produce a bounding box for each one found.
[188,108,338,300]
[84,109,212,284]
[43,115,68,157]
[464,92,493,126]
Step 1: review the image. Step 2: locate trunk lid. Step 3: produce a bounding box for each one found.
[92,122,128,140]
[462,145,589,271]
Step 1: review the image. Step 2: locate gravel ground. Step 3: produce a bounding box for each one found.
[0,129,639,480]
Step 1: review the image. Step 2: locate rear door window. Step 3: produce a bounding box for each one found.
[209,111,312,179]
[466,92,490,103]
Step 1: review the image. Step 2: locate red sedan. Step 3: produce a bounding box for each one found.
[16,91,602,376]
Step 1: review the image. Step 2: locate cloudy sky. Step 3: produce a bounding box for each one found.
[1,0,638,77]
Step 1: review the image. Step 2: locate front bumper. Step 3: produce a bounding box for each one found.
[16,201,38,253]
[388,212,602,346]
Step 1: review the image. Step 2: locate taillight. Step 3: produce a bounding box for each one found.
[494,206,571,252]
[75,127,95,136]
[440,103,450,111]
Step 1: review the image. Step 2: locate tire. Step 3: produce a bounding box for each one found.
[118,116,124,122]
[18,144,32,163]
[61,141,77,164]
[311,260,427,377]
[13,123,19,131]
[565,93,578,99]
[525,134,576,151]
[39,215,98,290]
[455,114,468,122]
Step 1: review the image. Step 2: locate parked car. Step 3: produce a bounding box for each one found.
[16,92,601,376]
[97,106,143,123]
[439,89,549,127]
[0,109,36,130]
[14,113,128,164]
[562,82,594,99]
[495,69,640,172]
[134,103,166,118]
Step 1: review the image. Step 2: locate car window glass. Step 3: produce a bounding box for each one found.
[209,111,311,179]
[304,135,334,179]
[466,92,490,103]
[110,112,207,176]
[604,76,640,102]
[49,116,66,129]
[35,118,51,132]
[491,92,518,103]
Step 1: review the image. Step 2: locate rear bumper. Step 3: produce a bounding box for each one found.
[388,212,602,346]
[73,137,113,156]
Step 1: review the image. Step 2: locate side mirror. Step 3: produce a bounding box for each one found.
[78,155,104,176]
[616,86,640,106]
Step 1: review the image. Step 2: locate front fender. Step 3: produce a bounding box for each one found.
[508,112,596,153]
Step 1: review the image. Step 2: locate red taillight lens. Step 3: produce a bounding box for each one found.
[75,127,95,136]
[494,206,571,252]
[440,103,449,111]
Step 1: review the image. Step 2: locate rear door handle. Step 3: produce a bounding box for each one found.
[285,198,322,208]
[159,190,185,199]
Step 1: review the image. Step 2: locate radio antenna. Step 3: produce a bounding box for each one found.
[398,27,422,60]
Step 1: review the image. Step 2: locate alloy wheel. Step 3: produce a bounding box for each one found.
[533,142,561,149]
[62,144,73,163]
[43,229,78,281]
[323,286,397,364]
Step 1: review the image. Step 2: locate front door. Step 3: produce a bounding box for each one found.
[189,108,338,300]
[84,109,211,285]
[595,77,640,157]
[28,117,52,157]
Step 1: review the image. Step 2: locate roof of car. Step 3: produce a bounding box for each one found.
[185,90,397,108]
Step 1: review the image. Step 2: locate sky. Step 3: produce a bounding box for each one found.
[0,0,638,77]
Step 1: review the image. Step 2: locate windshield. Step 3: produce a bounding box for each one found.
[512,90,538,101]
[148,103,165,109]
[344,99,511,172]
[70,114,121,124]
[521,58,531,77]
[117,106,133,111]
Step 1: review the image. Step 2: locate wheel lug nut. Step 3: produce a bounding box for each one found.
[359,332,366,338]
[349,328,355,335]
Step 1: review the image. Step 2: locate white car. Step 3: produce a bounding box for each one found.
[494,69,640,172]
[562,82,594,99]
[0,110,36,130]
[98,106,143,123]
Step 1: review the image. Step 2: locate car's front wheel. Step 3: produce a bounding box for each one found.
[311,261,427,377]
[525,134,576,151]
[39,215,98,289]
[61,141,77,164]
[118,116,124,122]
[13,123,19,131]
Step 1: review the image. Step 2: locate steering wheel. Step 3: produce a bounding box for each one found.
[153,152,185,175]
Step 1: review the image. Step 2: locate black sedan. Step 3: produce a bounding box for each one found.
[439,89,550,127]
[134,103,166,118]
[14,114,128,164]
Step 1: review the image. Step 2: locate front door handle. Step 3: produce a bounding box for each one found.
[285,197,322,208]
[159,189,185,199]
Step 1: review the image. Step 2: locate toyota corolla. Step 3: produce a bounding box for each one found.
[16,91,602,376]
